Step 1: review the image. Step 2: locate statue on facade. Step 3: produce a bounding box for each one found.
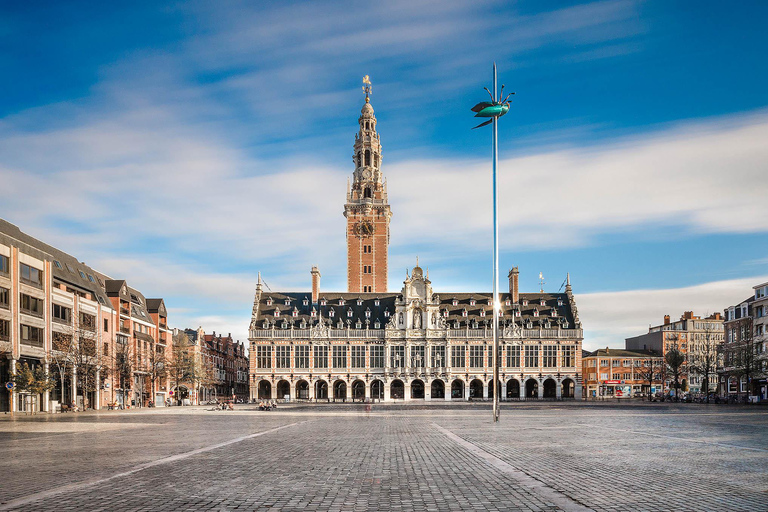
[413,309,422,329]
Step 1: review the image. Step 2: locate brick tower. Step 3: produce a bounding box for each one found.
[345,77,392,293]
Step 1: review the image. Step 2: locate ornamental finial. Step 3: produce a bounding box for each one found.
[362,75,372,102]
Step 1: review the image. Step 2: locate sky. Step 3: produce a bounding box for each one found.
[1,1,767,350]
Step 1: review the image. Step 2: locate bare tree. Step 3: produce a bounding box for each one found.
[167,332,196,405]
[634,354,661,401]
[113,339,133,408]
[731,317,759,400]
[688,323,721,402]
[665,347,686,399]
[147,342,167,406]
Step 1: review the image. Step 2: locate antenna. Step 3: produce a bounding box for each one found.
[538,272,545,293]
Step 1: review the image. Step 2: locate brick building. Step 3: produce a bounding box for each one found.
[719,282,768,399]
[203,331,249,402]
[0,219,173,412]
[248,83,584,402]
[625,311,724,393]
[582,348,663,399]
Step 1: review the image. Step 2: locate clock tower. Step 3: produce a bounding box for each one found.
[345,76,392,293]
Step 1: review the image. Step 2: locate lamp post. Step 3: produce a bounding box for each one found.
[471,63,514,422]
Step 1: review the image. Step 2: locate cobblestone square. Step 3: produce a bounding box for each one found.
[1,403,766,511]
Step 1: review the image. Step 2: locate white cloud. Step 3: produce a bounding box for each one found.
[577,275,767,351]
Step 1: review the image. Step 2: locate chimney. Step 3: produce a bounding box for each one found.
[682,311,694,320]
[508,267,519,304]
[311,266,321,303]
[663,315,670,325]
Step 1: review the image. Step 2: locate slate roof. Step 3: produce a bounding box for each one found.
[585,348,660,358]
[0,218,111,308]
[253,291,577,330]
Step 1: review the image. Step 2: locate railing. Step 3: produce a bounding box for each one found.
[120,327,130,334]
[120,307,130,316]
[249,327,582,340]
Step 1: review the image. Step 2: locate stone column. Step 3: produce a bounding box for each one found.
[404,382,411,400]
[42,363,50,412]
[483,383,489,400]
[384,382,391,401]
[445,383,451,401]
[95,369,101,410]
[537,379,544,399]
[519,380,525,399]
[556,379,562,399]
[364,381,371,400]
[464,382,470,401]
[10,358,17,413]
[309,380,315,401]
[289,381,296,402]
[71,366,77,409]
[346,381,352,401]
[501,380,507,402]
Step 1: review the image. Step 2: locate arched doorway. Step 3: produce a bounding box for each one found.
[371,380,384,400]
[488,379,501,400]
[258,380,272,399]
[526,379,539,398]
[391,379,404,399]
[506,379,520,399]
[296,380,309,400]
[431,380,445,399]
[411,379,425,399]
[451,379,464,399]
[543,378,556,398]
[333,380,347,401]
[562,378,575,398]
[276,380,290,400]
[352,380,366,401]
[315,380,328,400]
[469,379,484,399]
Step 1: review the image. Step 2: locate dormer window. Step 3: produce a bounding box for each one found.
[311,308,317,318]
[453,320,460,329]
[274,309,280,317]
[321,298,327,306]
[452,298,458,306]
[384,309,390,318]
[347,308,353,318]
[480,310,486,317]
[266,298,273,306]
[487,299,493,306]
[515,310,521,317]
[469,297,476,306]
[557,297,563,306]
[522,299,528,306]
[284,299,291,306]
[374,320,381,329]
[443,309,449,318]
[505,299,511,306]
[357,298,363,306]
[462,309,468,317]
[540,299,546,306]
[263,320,270,328]
[551,309,558,317]
[337,319,344,329]
[365,308,371,318]
[292,308,298,318]
[561,319,569,329]
[329,309,335,318]
[533,309,539,317]
[339,298,345,306]
[281,320,288,329]
[471,319,478,329]
[374,298,380,306]
[355,320,362,329]
[300,319,307,329]
[303,298,308,306]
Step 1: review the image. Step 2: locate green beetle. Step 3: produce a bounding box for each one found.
[471,85,514,129]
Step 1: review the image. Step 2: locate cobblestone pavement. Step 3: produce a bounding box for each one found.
[1,403,766,511]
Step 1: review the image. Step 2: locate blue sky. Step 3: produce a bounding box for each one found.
[1,1,767,348]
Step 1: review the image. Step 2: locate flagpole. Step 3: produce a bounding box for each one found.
[492,63,500,423]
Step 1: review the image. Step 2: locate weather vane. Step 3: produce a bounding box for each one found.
[471,63,515,423]
[362,75,372,102]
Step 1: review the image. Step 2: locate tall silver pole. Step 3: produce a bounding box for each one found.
[492,63,500,422]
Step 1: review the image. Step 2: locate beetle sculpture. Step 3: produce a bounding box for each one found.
[471,85,514,129]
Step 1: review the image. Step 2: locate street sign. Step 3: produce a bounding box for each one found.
[5,382,14,390]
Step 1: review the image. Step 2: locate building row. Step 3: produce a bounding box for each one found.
[183,328,249,403]
[1,218,175,412]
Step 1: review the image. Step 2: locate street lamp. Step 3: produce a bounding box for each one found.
[471,63,514,423]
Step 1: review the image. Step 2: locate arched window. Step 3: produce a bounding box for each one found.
[374,153,379,167]
[364,187,372,199]
[365,149,371,166]
[365,121,369,130]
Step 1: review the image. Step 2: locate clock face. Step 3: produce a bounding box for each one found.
[355,221,374,237]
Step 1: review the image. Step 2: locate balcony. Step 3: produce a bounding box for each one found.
[120,326,130,334]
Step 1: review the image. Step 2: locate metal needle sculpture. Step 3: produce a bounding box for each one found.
[472,63,514,422]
